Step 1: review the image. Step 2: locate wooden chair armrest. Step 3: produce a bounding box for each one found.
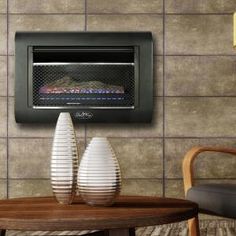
[182,146,236,195]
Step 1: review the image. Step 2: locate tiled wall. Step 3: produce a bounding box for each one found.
[0,0,236,207]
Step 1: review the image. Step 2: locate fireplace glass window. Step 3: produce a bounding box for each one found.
[30,47,137,109]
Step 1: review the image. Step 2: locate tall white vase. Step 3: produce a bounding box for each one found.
[51,112,79,204]
[78,137,121,206]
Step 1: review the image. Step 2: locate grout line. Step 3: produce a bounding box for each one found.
[5,54,236,57]
[6,177,165,180]
[6,95,236,98]
[6,95,162,98]
[0,12,163,16]
[84,0,87,149]
[165,178,236,180]
[89,12,235,16]
[84,124,87,149]
[165,12,234,15]
[88,136,164,139]
[155,96,236,98]
[78,13,164,16]
[84,0,87,31]
[0,12,234,16]
[6,0,9,199]
[165,54,236,56]
[6,177,236,181]
[162,0,166,198]
[6,137,85,139]
[2,13,85,15]
[8,137,53,139]
[4,136,236,139]
[119,178,163,180]
[8,178,51,181]
[162,96,236,98]
[163,136,236,139]
[164,54,236,56]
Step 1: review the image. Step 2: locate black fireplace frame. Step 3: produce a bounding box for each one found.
[15,32,153,123]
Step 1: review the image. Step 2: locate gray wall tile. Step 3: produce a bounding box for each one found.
[0,97,7,137]
[165,138,236,179]
[165,97,236,137]
[8,56,14,97]
[166,15,236,55]
[9,179,52,198]
[110,138,163,178]
[0,0,6,13]
[8,98,85,138]
[154,56,163,96]
[9,15,85,54]
[87,15,163,55]
[165,56,236,96]
[165,0,236,13]
[9,0,85,13]
[0,180,7,199]
[165,179,185,199]
[9,138,84,178]
[87,98,163,138]
[0,15,7,55]
[0,56,7,96]
[0,139,7,178]
[121,179,162,196]
[9,138,52,178]
[87,0,163,13]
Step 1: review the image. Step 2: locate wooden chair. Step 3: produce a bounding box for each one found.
[182,146,236,236]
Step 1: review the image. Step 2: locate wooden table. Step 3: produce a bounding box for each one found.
[0,196,199,236]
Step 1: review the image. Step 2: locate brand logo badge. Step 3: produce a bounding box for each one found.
[74,111,93,120]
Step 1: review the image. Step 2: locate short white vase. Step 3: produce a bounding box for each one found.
[78,137,121,206]
[51,112,79,204]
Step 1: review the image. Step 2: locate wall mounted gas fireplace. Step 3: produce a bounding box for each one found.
[15,32,153,123]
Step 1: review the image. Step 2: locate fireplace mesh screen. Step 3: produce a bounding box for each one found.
[32,63,135,108]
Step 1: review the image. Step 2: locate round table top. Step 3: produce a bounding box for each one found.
[0,196,198,231]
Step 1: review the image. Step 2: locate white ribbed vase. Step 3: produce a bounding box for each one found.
[51,112,79,204]
[78,137,121,206]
